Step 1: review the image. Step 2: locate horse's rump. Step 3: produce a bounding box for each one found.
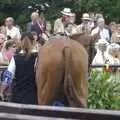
[36,39,88,107]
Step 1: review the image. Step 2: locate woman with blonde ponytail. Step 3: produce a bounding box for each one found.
[0,32,38,104]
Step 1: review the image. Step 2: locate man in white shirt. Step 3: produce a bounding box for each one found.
[0,33,9,65]
[77,13,93,34]
[5,17,21,40]
[91,18,110,42]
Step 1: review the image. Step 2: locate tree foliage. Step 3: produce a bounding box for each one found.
[0,0,120,27]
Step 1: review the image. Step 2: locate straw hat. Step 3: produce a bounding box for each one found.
[61,8,74,16]
[82,13,91,20]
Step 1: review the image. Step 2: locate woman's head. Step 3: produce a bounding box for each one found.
[31,12,39,22]
[96,39,109,52]
[21,32,35,57]
[5,40,17,53]
[108,43,120,57]
[109,22,116,32]
[97,18,105,29]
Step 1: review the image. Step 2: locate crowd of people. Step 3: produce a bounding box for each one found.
[0,8,120,66]
[0,7,119,104]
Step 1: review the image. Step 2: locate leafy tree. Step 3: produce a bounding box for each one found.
[0,0,120,28]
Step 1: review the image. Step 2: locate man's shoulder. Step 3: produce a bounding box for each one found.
[103,28,109,32]
[54,18,62,23]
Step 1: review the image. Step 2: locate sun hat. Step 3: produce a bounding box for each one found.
[82,13,91,20]
[61,8,74,16]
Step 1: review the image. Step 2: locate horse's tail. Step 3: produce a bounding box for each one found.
[63,47,86,107]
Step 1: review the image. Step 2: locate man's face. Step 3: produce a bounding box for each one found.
[10,43,17,53]
[0,34,5,50]
[99,45,107,52]
[83,19,90,24]
[63,15,72,23]
[5,19,13,27]
[98,20,105,28]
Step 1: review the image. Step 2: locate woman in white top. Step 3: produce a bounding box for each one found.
[92,39,109,71]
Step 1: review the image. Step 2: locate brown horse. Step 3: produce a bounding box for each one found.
[36,38,88,108]
[70,32,100,65]
[70,32,100,50]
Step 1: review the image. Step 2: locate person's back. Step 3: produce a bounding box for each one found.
[0,32,38,104]
[12,52,37,104]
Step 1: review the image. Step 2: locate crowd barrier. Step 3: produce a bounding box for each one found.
[0,102,120,120]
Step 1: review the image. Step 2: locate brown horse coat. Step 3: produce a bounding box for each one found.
[70,33,100,50]
[36,39,88,107]
[70,33,100,65]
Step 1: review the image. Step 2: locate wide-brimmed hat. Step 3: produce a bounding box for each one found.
[96,39,109,46]
[82,13,91,20]
[61,8,74,16]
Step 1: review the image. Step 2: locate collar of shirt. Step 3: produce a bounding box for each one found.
[20,49,38,54]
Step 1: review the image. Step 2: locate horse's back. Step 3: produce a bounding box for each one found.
[36,39,88,107]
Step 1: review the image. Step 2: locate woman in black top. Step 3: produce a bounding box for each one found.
[1,32,38,104]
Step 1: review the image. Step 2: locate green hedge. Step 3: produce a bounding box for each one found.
[88,70,120,110]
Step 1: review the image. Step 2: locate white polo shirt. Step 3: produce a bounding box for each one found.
[91,27,110,42]
[6,26,21,40]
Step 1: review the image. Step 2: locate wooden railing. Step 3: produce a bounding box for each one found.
[0,66,7,69]
[90,64,120,68]
[0,102,120,120]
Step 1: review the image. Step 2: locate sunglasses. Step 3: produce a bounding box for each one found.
[12,46,16,48]
[0,38,5,41]
[84,19,90,21]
